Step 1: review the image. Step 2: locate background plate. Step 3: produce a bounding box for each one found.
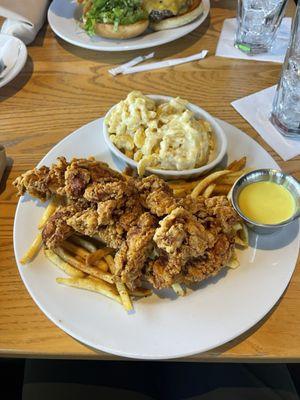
[48,0,210,51]
[14,117,300,359]
[0,34,27,88]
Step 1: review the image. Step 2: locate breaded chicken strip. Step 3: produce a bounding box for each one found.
[115,213,158,290]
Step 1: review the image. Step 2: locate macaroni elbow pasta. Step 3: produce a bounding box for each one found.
[105,91,214,175]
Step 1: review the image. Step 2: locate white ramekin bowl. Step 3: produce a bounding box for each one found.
[103,95,228,180]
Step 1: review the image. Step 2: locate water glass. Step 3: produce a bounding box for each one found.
[234,0,288,54]
[271,3,300,138]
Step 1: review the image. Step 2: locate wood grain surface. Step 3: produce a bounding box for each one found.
[0,0,299,361]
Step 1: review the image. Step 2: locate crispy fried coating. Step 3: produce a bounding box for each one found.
[135,175,177,216]
[84,181,131,202]
[42,204,83,249]
[154,207,213,257]
[147,197,241,289]
[67,208,99,237]
[15,157,243,292]
[148,207,215,289]
[13,156,124,201]
[184,233,235,284]
[114,213,157,290]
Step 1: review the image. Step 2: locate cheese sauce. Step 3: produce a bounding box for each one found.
[238,181,295,225]
[144,0,187,14]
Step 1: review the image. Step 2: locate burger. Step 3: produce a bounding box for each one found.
[145,0,204,31]
[78,0,203,39]
[79,0,149,39]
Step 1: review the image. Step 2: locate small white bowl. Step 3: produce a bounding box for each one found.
[103,95,227,180]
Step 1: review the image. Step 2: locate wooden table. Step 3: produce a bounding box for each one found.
[0,0,299,361]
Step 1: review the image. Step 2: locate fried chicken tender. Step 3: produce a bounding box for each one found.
[147,255,180,289]
[148,207,215,289]
[86,179,144,232]
[67,208,99,237]
[71,158,124,182]
[135,175,177,216]
[13,157,68,201]
[66,178,143,249]
[115,213,157,290]
[204,196,241,234]
[15,156,244,294]
[13,166,52,201]
[13,156,124,201]
[148,196,241,289]
[60,158,124,199]
[96,225,124,249]
[84,180,133,202]
[184,233,235,284]
[154,207,213,257]
[42,203,85,249]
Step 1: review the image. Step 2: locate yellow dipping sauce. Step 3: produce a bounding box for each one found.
[238,181,295,225]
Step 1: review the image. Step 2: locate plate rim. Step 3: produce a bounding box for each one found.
[47,0,210,52]
[13,117,300,359]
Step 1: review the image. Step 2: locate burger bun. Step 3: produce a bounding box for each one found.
[94,20,149,39]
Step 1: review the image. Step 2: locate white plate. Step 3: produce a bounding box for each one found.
[48,0,210,52]
[0,34,27,88]
[14,117,300,360]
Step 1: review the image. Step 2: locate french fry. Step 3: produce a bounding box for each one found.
[173,188,189,197]
[129,288,153,297]
[235,223,249,248]
[56,277,122,304]
[95,259,109,272]
[217,176,238,185]
[86,248,114,271]
[62,240,90,259]
[125,150,133,158]
[168,180,186,189]
[104,254,116,274]
[233,223,243,232]
[168,181,198,190]
[20,232,43,264]
[38,196,59,229]
[213,184,232,195]
[191,170,230,198]
[226,250,240,269]
[54,247,114,284]
[216,169,252,185]
[70,235,97,253]
[203,183,216,198]
[227,157,247,172]
[44,248,85,277]
[115,277,133,311]
[172,283,186,296]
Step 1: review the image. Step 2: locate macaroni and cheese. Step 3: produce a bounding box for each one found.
[105,91,214,175]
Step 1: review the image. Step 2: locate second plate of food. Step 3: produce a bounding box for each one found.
[48,0,210,51]
[13,103,299,359]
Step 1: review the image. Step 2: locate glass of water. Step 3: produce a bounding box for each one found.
[271,3,300,138]
[234,0,288,54]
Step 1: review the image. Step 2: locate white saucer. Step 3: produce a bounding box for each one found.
[0,34,27,89]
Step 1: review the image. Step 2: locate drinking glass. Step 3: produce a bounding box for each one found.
[234,0,288,54]
[271,3,300,138]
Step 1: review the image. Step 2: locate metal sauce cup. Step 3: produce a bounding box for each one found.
[231,169,300,234]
